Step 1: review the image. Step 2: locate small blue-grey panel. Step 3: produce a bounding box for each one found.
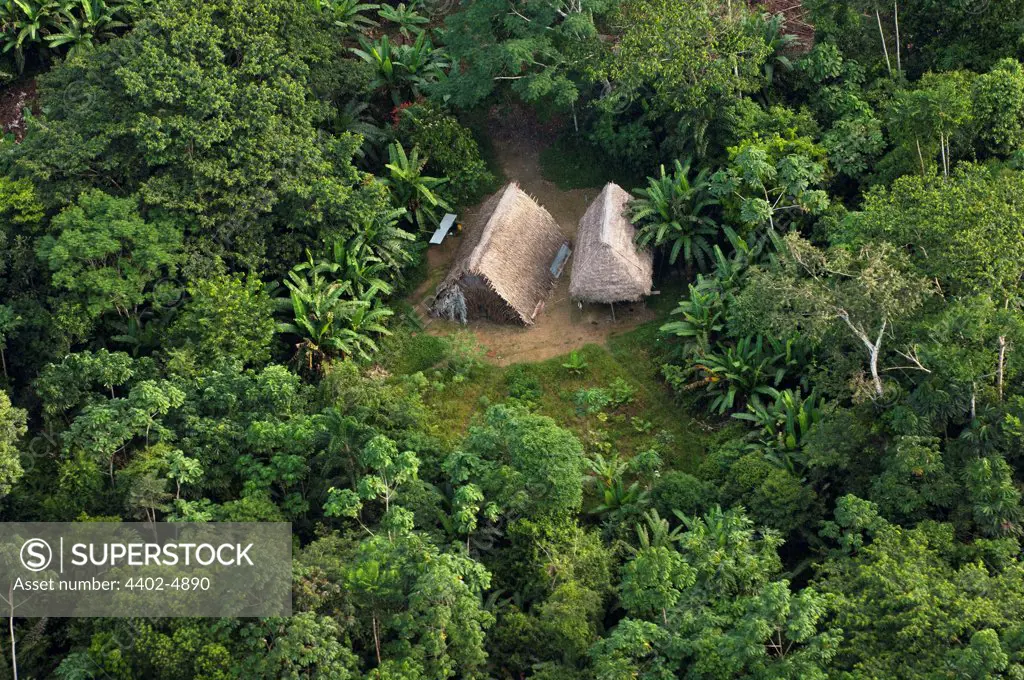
[550,243,571,277]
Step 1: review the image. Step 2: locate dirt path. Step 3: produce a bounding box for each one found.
[408,130,657,366]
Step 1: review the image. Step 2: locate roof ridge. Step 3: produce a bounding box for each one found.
[469,182,519,271]
[599,184,616,247]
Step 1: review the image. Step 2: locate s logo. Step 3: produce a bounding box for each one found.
[20,539,52,572]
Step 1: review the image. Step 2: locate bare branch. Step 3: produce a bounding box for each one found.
[893,346,930,373]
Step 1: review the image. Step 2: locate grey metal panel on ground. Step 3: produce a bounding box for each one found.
[429,213,459,244]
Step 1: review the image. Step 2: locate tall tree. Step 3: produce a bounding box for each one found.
[0,391,26,499]
[594,507,839,679]
[11,0,376,269]
[36,190,181,322]
[818,495,1024,677]
[730,233,932,400]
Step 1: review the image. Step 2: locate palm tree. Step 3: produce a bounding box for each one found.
[381,141,450,231]
[630,159,720,277]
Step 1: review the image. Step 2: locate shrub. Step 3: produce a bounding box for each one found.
[699,442,818,535]
[650,471,713,520]
[573,387,611,416]
[441,330,486,379]
[562,350,588,376]
[170,273,276,368]
[608,378,637,407]
[396,102,494,206]
[506,365,543,401]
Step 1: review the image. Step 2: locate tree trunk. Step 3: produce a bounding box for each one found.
[839,312,886,399]
[869,330,884,398]
[998,336,1007,401]
[940,132,947,177]
[8,586,16,680]
[894,1,901,73]
[372,614,382,667]
[876,10,892,75]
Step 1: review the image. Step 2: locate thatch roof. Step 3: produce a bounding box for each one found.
[433,182,568,325]
[569,183,653,304]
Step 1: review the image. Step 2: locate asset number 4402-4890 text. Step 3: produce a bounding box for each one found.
[123,577,211,591]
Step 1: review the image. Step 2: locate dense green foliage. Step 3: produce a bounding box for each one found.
[4,0,1024,677]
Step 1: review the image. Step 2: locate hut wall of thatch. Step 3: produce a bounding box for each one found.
[569,183,653,304]
[431,182,568,325]
[459,275,521,323]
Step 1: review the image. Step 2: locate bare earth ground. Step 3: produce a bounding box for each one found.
[0,79,37,141]
[408,128,658,366]
[754,0,815,51]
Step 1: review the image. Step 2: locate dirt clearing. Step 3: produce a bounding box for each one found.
[408,125,658,365]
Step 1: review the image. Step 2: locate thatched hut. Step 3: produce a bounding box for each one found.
[570,183,653,305]
[431,182,569,325]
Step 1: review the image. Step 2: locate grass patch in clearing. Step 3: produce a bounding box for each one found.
[381,329,449,376]
[539,135,645,192]
[421,363,506,448]
[386,327,707,472]
[522,345,704,470]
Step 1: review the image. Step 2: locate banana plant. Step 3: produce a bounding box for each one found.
[661,278,725,358]
[688,335,796,415]
[2,0,138,67]
[630,159,720,275]
[351,32,447,104]
[735,387,824,473]
[335,98,387,161]
[343,208,417,273]
[335,301,393,360]
[276,254,393,370]
[751,11,796,102]
[377,1,427,38]
[586,452,645,515]
[392,31,448,97]
[381,141,450,231]
[628,509,683,554]
[332,0,379,33]
[327,239,393,300]
[352,34,400,96]
[2,0,59,54]
[46,0,125,57]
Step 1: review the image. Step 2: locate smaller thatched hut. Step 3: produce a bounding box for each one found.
[431,182,568,325]
[570,183,653,304]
